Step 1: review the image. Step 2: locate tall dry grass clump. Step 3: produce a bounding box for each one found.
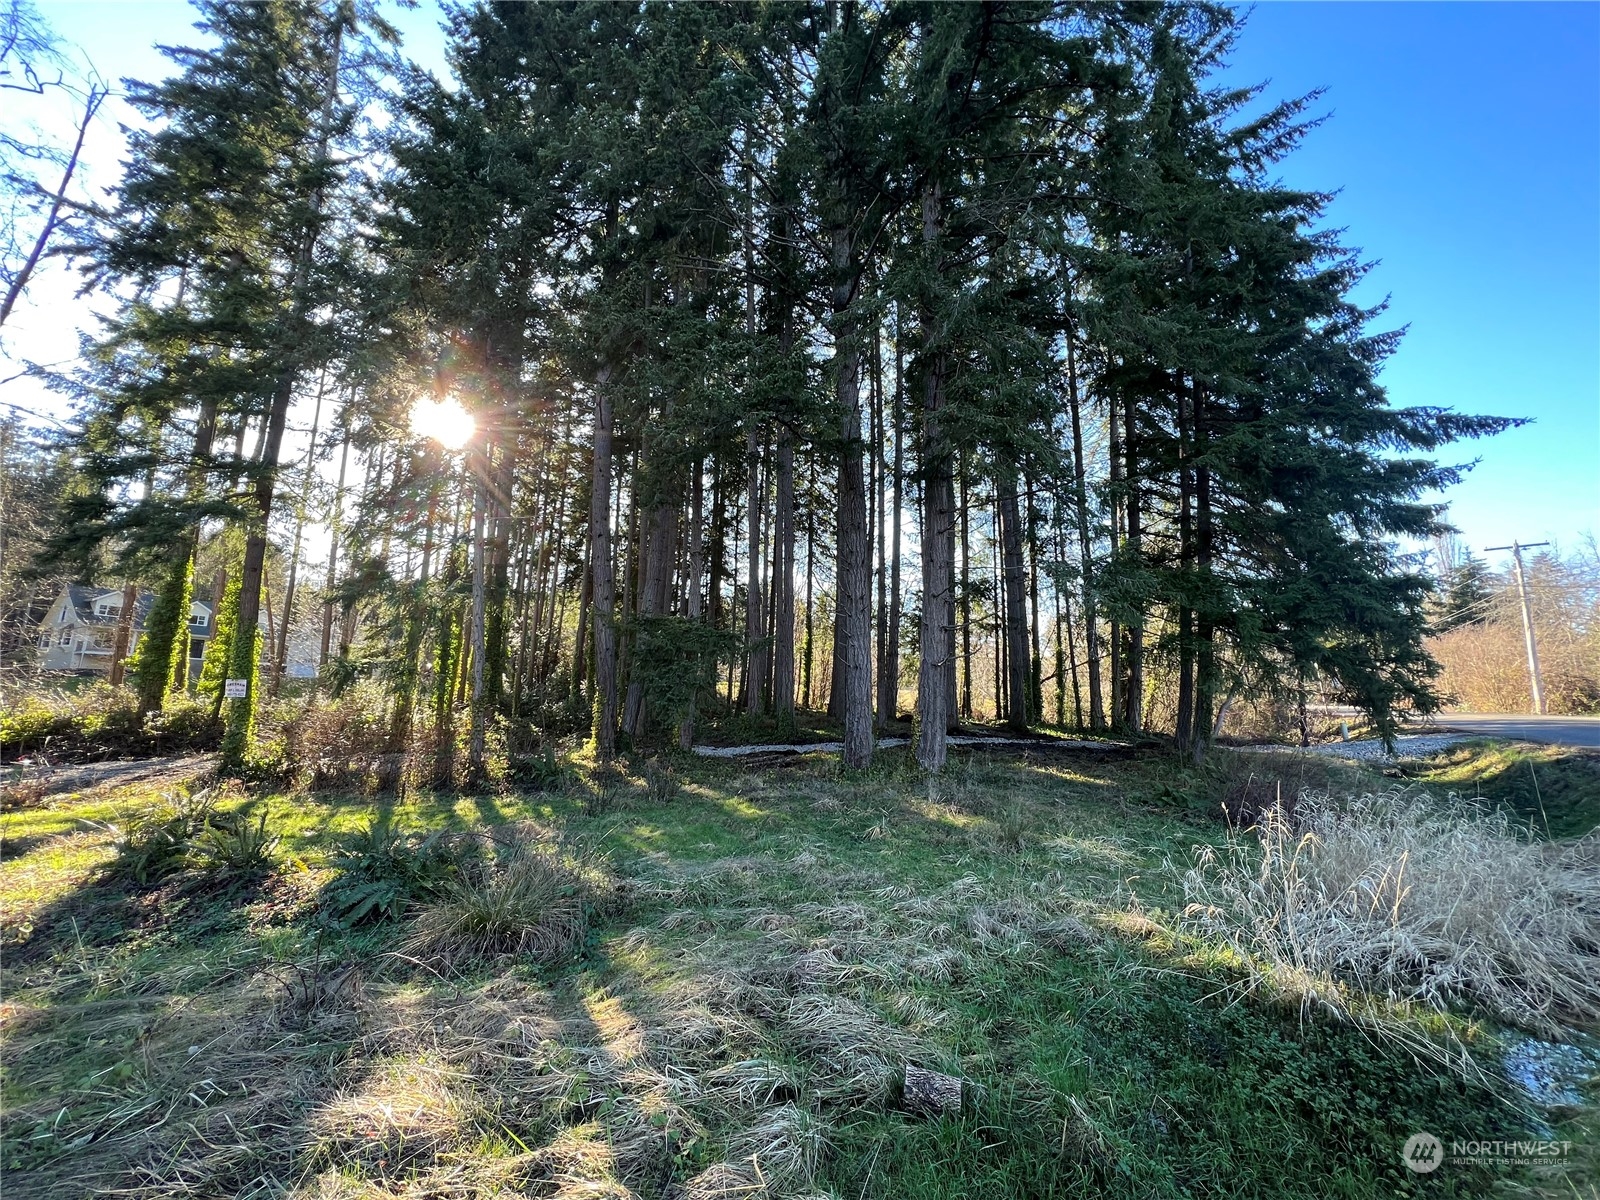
[1182,787,1600,1035]
[402,837,612,971]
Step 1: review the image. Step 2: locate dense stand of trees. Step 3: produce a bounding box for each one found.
[23,0,1517,771]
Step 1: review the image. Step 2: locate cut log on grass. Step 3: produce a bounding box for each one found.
[903,1063,962,1116]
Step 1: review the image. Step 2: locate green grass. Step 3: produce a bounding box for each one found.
[0,742,1592,1199]
[1405,739,1600,839]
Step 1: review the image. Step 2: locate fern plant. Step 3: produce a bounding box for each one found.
[321,816,476,927]
[197,807,280,874]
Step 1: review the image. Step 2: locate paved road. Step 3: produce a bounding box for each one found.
[1417,714,1600,749]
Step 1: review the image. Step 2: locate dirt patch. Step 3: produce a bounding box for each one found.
[1,754,215,808]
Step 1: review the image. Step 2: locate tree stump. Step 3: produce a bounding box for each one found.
[903,1063,963,1116]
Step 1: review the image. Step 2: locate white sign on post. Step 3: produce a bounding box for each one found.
[224,679,248,699]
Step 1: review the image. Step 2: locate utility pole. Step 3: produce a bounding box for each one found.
[1485,540,1549,716]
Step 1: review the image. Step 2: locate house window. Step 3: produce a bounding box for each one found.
[58,608,68,624]
[190,613,208,629]
[59,630,72,646]
[39,634,50,648]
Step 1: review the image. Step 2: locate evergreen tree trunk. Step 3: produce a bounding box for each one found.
[831,225,873,768]
[204,565,239,722]
[743,425,767,715]
[136,553,193,708]
[136,390,220,712]
[484,430,516,710]
[433,546,462,786]
[773,427,796,720]
[802,475,816,709]
[223,23,341,768]
[467,455,488,780]
[107,581,137,687]
[915,367,955,769]
[572,532,591,693]
[1063,280,1104,729]
[679,461,705,749]
[1107,397,1123,727]
[1174,379,1196,753]
[959,462,973,721]
[885,312,904,726]
[707,459,726,633]
[320,422,350,669]
[1122,393,1144,732]
[993,498,1005,720]
[1000,473,1030,730]
[389,484,435,752]
[623,496,676,741]
[1191,386,1216,765]
[916,184,955,770]
[871,323,889,730]
[588,365,619,761]
[1027,491,1043,720]
[272,372,325,696]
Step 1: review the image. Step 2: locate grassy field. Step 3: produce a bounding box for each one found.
[1,740,1593,1199]
[1407,740,1600,841]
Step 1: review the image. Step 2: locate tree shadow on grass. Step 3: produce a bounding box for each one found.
[1406,740,1600,839]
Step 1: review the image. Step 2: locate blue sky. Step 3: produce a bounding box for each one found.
[1217,2,1599,564]
[7,1,1598,571]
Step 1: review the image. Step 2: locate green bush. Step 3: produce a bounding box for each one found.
[0,684,218,762]
[507,745,573,792]
[105,791,213,884]
[320,815,479,927]
[194,807,279,874]
[102,785,276,885]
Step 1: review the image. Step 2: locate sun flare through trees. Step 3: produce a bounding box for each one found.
[8,0,1521,773]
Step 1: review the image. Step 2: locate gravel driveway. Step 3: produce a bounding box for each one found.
[1251,734,1472,761]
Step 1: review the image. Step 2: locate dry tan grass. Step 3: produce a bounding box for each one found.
[1430,618,1600,716]
[402,839,609,971]
[3,771,1181,1199]
[3,978,348,1199]
[310,1057,482,1179]
[1182,787,1600,1035]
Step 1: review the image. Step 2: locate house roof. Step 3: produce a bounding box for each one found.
[64,584,157,629]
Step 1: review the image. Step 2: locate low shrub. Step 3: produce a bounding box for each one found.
[320,816,479,927]
[102,785,277,885]
[105,790,212,884]
[642,757,681,805]
[585,764,627,816]
[507,745,573,792]
[0,684,217,762]
[995,800,1028,853]
[0,770,50,812]
[276,684,392,789]
[194,807,280,874]
[1161,750,1360,826]
[1182,787,1600,1034]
